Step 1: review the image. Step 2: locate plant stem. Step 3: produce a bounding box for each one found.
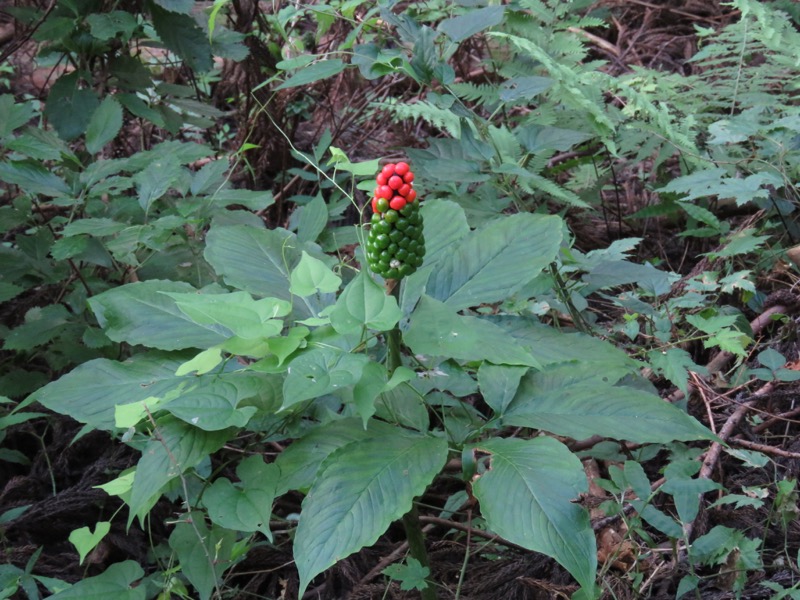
[386,282,436,600]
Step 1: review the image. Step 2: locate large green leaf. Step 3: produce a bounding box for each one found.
[296,195,329,243]
[329,271,402,334]
[130,417,230,523]
[503,366,714,443]
[419,199,470,266]
[471,437,595,591]
[277,59,346,89]
[294,430,448,597]
[203,456,279,540]
[133,154,182,213]
[162,379,259,430]
[438,5,504,42]
[0,95,36,139]
[426,213,562,310]
[282,346,369,409]
[89,280,231,350]
[4,304,74,351]
[488,315,639,379]
[165,291,291,340]
[204,225,330,320]
[44,72,100,141]
[0,159,70,197]
[150,5,213,72]
[49,561,145,600]
[85,96,123,154]
[405,296,540,367]
[30,352,260,431]
[168,514,235,600]
[477,363,528,415]
[274,418,397,494]
[289,251,341,297]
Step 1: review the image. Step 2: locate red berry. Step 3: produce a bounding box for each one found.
[381,164,396,179]
[395,162,410,176]
[371,197,378,212]
[406,189,417,203]
[376,173,387,186]
[378,185,393,200]
[398,183,411,197]
[390,196,406,211]
[388,175,403,190]
[403,171,414,183]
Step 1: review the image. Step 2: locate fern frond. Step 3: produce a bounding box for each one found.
[448,82,500,107]
[371,99,462,138]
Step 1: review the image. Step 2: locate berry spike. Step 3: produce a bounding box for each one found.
[366,161,424,280]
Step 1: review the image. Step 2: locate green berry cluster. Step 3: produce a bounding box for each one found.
[365,162,425,280]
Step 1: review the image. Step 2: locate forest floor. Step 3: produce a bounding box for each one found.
[3,1,800,599]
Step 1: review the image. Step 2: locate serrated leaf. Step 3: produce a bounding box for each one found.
[405,296,540,367]
[648,348,705,396]
[3,304,72,351]
[427,213,562,310]
[49,561,145,600]
[329,271,401,334]
[503,366,714,443]
[0,96,36,138]
[44,72,100,141]
[438,5,504,42]
[715,229,769,258]
[63,218,127,237]
[86,96,123,154]
[471,437,595,590]
[86,11,138,40]
[89,280,231,350]
[0,159,70,197]
[203,456,278,540]
[294,430,448,597]
[151,5,213,71]
[383,557,430,591]
[0,282,24,303]
[134,154,182,212]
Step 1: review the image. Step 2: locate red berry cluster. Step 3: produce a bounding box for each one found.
[371,161,417,215]
[365,161,425,280]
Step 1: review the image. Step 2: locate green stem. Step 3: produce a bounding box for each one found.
[386,282,436,600]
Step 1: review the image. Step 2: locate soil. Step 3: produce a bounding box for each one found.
[3,1,800,599]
